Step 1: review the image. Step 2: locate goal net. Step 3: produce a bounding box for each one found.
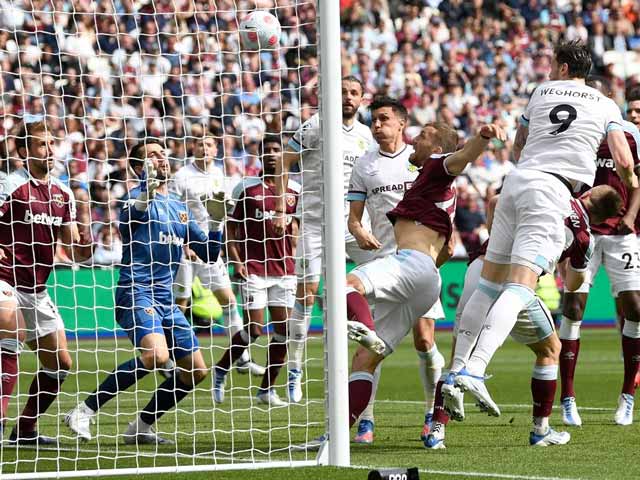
[0,1,347,477]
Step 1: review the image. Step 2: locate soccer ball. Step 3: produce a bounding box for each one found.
[239,10,281,50]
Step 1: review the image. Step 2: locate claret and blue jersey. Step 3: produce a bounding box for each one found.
[115,187,223,359]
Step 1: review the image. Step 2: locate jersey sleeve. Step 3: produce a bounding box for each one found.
[521,87,539,127]
[435,153,459,179]
[63,189,77,225]
[347,159,367,202]
[187,210,222,264]
[289,114,320,152]
[568,230,594,272]
[604,99,624,132]
[170,172,186,199]
[0,181,11,218]
[229,182,246,220]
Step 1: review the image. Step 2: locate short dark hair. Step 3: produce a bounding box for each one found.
[589,184,623,223]
[627,87,640,103]
[261,133,282,153]
[554,40,592,79]
[586,76,612,97]
[342,75,365,95]
[129,138,164,168]
[369,95,408,122]
[423,122,459,153]
[15,121,49,159]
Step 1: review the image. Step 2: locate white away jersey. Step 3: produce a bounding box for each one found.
[347,144,417,257]
[519,80,624,186]
[171,162,226,232]
[288,113,374,234]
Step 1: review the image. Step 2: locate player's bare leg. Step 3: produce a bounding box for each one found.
[0,298,25,431]
[444,260,509,420]
[527,335,570,446]
[615,290,640,425]
[12,329,71,445]
[125,349,208,445]
[257,307,289,407]
[558,292,587,426]
[287,280,318,402]
[349,346,384,428]
[345,274,385,355]
[214,287,263,376]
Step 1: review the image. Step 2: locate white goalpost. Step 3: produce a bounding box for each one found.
[0,0,348,477]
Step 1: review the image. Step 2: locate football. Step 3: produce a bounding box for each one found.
[239,10,281,50]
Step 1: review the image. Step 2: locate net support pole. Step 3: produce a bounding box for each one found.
[318,0,350,468]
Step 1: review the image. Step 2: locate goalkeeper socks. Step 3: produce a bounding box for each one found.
[260,334,287,390]
[85,357,150,412]
[450,278,502,372]
[358,363,381,422]
[432,377,450,425]
[348,371,374,427]
[346,288,375,331]
[217,331,249,372]
[621,320,640,395]
[18,369,67,433]
[531,364,557,424]
[417,345,444,414]
[288,302,311,371]
[0,342,20,421]
[139,376,193,426]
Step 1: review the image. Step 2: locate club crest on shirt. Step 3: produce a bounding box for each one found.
[52,193,64,208]
[286,193,296,207]
[408,164,418,173]
[144,307,154,316]
[179,211,188,223]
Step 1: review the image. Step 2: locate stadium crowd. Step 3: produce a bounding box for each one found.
[0,0,639,260]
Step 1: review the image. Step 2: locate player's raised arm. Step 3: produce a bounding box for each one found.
[273,148,299,236]
[608,129,639,189]
[444,124,507,176]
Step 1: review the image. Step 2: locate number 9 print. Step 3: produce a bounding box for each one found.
[549,104,577,135]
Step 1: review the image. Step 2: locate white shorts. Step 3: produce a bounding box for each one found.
[174,257,231,299]
[0,280,64,343]
[485,168,572,274]
[241,275,296,310]
[294,224,377,281]
[575,234,640,296]
[351,249,441,353]
[453,258,555,345]
[422,298,445,321]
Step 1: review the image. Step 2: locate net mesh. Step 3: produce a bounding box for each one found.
[0,1,327,477]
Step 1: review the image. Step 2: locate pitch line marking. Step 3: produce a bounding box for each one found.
[353,464,582,480]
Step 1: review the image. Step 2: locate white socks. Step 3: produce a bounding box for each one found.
[418,345,445,415]
[558,316,581,340]
[451,278,503,372]
[223,304,250,365]
[358,363,381,422]
[288,302,312,371]
[466,283,536,377]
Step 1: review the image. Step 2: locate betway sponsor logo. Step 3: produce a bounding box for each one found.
[595,157,615,170]
[371,182,413,195]
[255,209,293,224]
[24,210,62,226]
[158,231,184,246]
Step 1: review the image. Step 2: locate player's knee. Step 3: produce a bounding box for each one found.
[351,346,380,373]
[141,350,170,370]
[56,354,73,372]
[191,367,208,385]
[413,335,434,352]
[15,329,26,344]
[536,336,561,363]
[562,297,585,321]
[346,274,366,296]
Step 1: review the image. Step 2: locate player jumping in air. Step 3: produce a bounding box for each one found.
[0,121,92,444]
[65,139,224,443]
[273,76,375,403]
[427,185,622,448]
[212,134,300,406]
[444,41,638,436]
[344,121,506,438]
[346,96,446,444]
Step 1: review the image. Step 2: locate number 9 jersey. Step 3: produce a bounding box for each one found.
[519,80,624,187]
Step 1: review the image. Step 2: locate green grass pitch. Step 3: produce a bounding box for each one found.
[1,329,638,479]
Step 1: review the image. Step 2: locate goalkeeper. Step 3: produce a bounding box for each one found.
[65,139,226,444]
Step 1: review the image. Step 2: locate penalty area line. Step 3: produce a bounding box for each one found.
[352,464,582,480]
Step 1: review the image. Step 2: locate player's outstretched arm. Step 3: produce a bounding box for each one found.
[444,124,507,176]
[225,220,246,279]
[273,149,299,236]
[348,200,381,251]
[561,259,587,292]
[608,129,639,189]
[187,220,223,265]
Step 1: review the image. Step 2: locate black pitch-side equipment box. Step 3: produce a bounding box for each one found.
[367,467,420,480]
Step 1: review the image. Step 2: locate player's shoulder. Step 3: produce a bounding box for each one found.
[0,168,30,195]
[352,119,374,138]
[50,175,75,198]
[298,113,320,132]
[232,176,262,198]
[621,119,640,136]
